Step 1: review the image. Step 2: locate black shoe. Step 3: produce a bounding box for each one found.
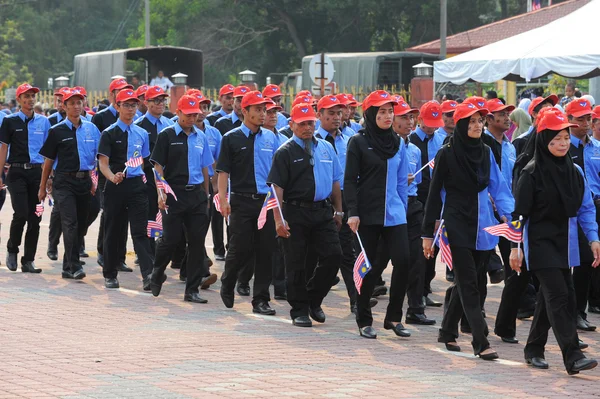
[253,302,276,315]
[517,309,534,319]
[446,269,454,282]
[200,273,217,290]
[47,249,58,261]
[461,325,472,334]
[6,253,17,271]
[309,306,326,323]
[274,293,287,300]
[104,278,119,289]
[61,270,74,279]
[236,284,250,296]
[526,357,548,369]
[406,313,436,325]
[425,296,443,307]
[170,261,181,269]
[147,272,167,295]
[72,269,86,280]
[215,254,226,261]
[372,285,387,297]
[331,275,340,287]
[489,269,504,284]
[79,260,86,266]
[589,306,600,314]
[369,297,378,308]
[568,358,598,375]
[220,286,234,308]
[579,339,589,350]
[577,315,596,331]
[184,292,208,304]
[383,320,411,337]
[359,326,377,339]
[117,262,133,272]
[292,316,312,327]
[501,336,519,344]
[21,261,41,273]
[443,342,461,352]
[79,249,89,258]
[97,254,104,267]
[478,350,499,361]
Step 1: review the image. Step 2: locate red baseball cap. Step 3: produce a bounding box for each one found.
[135,84,149,98]
[115,89,139,103]
[241,91,270,108]
[265,99,282,112]
[297,90,312,98]
[394,100,418,116]
[486,98,515,114]
[72,86,87,96]
[62,88,85,103]
[54,87,71,97]
[177,95,201,115]
[537,110,577,132]
[189,90,211,105]
[528,94,559,116]
[362,90,398,111]
[262,84,282,98]
[592,105,600,120]
[463,96,487,109]
[233,85,251,98]
[293,95,313,108]
[109,78,133,93]
[16,83,40,97]
[145,85,169,100]
[453,102,490,124]
[565,98,593,118]
[290,103,317,123]
[335,93,351,106]
[347,93,361,107]
[419,101,445,128]
[219,84,235,96]
[317,95,345,111]
[441,100,458,114]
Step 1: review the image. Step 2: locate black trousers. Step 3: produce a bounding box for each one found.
[573,261,593,319]
[280,203,341,319]
[49,187,100,252]
[424,248,438,296]
[6,167,42,262]
[525,267,584,370]
[590,267,600,308]
[152,187,209,294]
[220,194,274,306]
[439,247,490,355]
[356,224,409,328]
[272,243,286,297]
[102,177,153,279]
[97,175,127,263]
[52,174,90,273]
[210,182,225,257]
[495,266,532,338]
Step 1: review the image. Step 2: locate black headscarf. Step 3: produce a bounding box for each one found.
[362,105,400,160]
[448,117,490,193]
[531,128,584,217]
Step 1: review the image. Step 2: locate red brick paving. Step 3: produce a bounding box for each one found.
[0,202,599,398]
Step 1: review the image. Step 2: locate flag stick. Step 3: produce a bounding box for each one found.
[517,215,523,275]
[270,186,285,222]
[152,168,168,214]
[431,218,444,250]
[413,159,434,177]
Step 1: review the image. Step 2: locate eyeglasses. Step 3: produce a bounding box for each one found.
[119,102,138,110]
[149,98,167,105]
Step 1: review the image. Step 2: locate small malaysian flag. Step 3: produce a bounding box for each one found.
[91,169,98,189]
[435,223,453,270]
[35,202,44,217]
[147,211,163,238]
[353,242,372,295]
[142,174,147,184]
[484,220,523,243]
[429,159,435,169]
[257,187,279,229]
[153,169,178,200]
[125,156,144,168]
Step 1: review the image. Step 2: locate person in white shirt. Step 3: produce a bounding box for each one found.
[149,70,173,92]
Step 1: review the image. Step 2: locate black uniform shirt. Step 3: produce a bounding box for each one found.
[0,111,50,164]
[91,105,118,133]
[214,112,242,136]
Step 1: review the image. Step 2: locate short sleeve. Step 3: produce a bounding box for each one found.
[97,131,112,158]
[38,128,59,160]
[150,130,169,168]
[267,146,289,189]
[0,117,11,145]
[216,134,232,174]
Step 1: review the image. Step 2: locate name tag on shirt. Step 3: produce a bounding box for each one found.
[320,160,333,163]
[16,129,23,132]
[62,137,74,142]
[293,158,304,163]
[171,142,184,145]
[33,131,44,135]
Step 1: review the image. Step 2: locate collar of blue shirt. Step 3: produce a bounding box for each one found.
[292,134,318,149]
[144,111,161,125]
[484,128,509,143]
[570,133,590,148]
[240,123,262,137]
[64,116,84,130]
[174,122,196,136]
[116,119,133,132]
[415,126,431,141]
[231,112,240,124]
[17,110,36,122]
[108,104,118,118]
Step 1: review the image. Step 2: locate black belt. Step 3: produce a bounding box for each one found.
[231,192,265,200]
[173,184,203,192]
[285,199,330,209]
[408,196,418,204]
[60,171,91,179]
[10,163,41,169]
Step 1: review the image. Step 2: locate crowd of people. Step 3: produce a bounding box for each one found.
[1,78,600,375]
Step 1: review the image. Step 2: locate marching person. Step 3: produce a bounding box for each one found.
[512,95,558,156]
[216,90,277,314]
[423,102,514,360]
[0,83,50,272]
[97,88,154,289]
[38,88,101,280]
[149,95,216,303]
[48,87,70,126]
[437,99,457,139]
[268,103,343,326]
[206,84,235,127]
[262,84,288,129]
[510,109,599,374]
[344,90,410,339]
[134,84,149,120]
[214,85,247,136]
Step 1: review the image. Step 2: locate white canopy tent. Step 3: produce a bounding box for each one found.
[434,0,600,84]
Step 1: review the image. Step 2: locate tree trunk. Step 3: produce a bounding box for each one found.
[274,9,306,59]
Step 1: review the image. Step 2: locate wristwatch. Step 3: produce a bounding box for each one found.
[334,211,344,217]
[589,240,600,246]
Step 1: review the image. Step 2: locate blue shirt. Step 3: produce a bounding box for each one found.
[291,135,342,201]
[341,125,357,139]
[276,112,288,130]
[99,119,150,178]
[414,126,445,179]
[571,134,600,198]
[350,121,362,132]
[142,111,173,133]
[485,129,516,189]
[0,111,50,164]
[314,126,348,190]
[174,123,214,184]
[406,141,422,197]
[64,118,101,170]
[48,112,63,125]
[208,108,228,120]
[195,124,221,177]
[435,127,451,138]
[135,110,143,120]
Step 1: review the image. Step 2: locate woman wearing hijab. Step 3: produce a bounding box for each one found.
[509,108,532,142]
[345,90,410,339]
[510,109,600,375]
[422,102,514,360]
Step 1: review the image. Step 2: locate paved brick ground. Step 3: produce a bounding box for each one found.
[0,199,599,398]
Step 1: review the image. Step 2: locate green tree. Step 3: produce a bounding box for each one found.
[0,20,33,89]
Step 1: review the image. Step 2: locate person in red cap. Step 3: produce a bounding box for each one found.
[147,94,216,303]
[214,85,248,138]
[216,90,279,315]
[0,83,50,273]
[48,87,71,127]
[592,106,600,143]
[92,77,134,272]
[72,86,93,121]
[409,100,446,307]
[512,94,558,156]
[262,84,288,130]
[437,100,458,139]
[422,102,514,360]
[37,88,101,280]
[344,90,412,339]
[346,93,363,133]
[134,84,149,120]
[263,99,289,148]
[267,103,343,327]
[206,84,235,127]
[510,110,599,375]
[564,98,599,332]
[97,88,154,289]
[334,94,355,139]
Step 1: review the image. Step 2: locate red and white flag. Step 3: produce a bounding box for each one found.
[35,202,44,217]
[125,156,143,168]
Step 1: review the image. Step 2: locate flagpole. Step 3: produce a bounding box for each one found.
[270,185,285,222]
[431,218,444,250]
[517,215,523,275]
[354,231,371,267]
[413,158,434,177]
[152,168,168,214]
